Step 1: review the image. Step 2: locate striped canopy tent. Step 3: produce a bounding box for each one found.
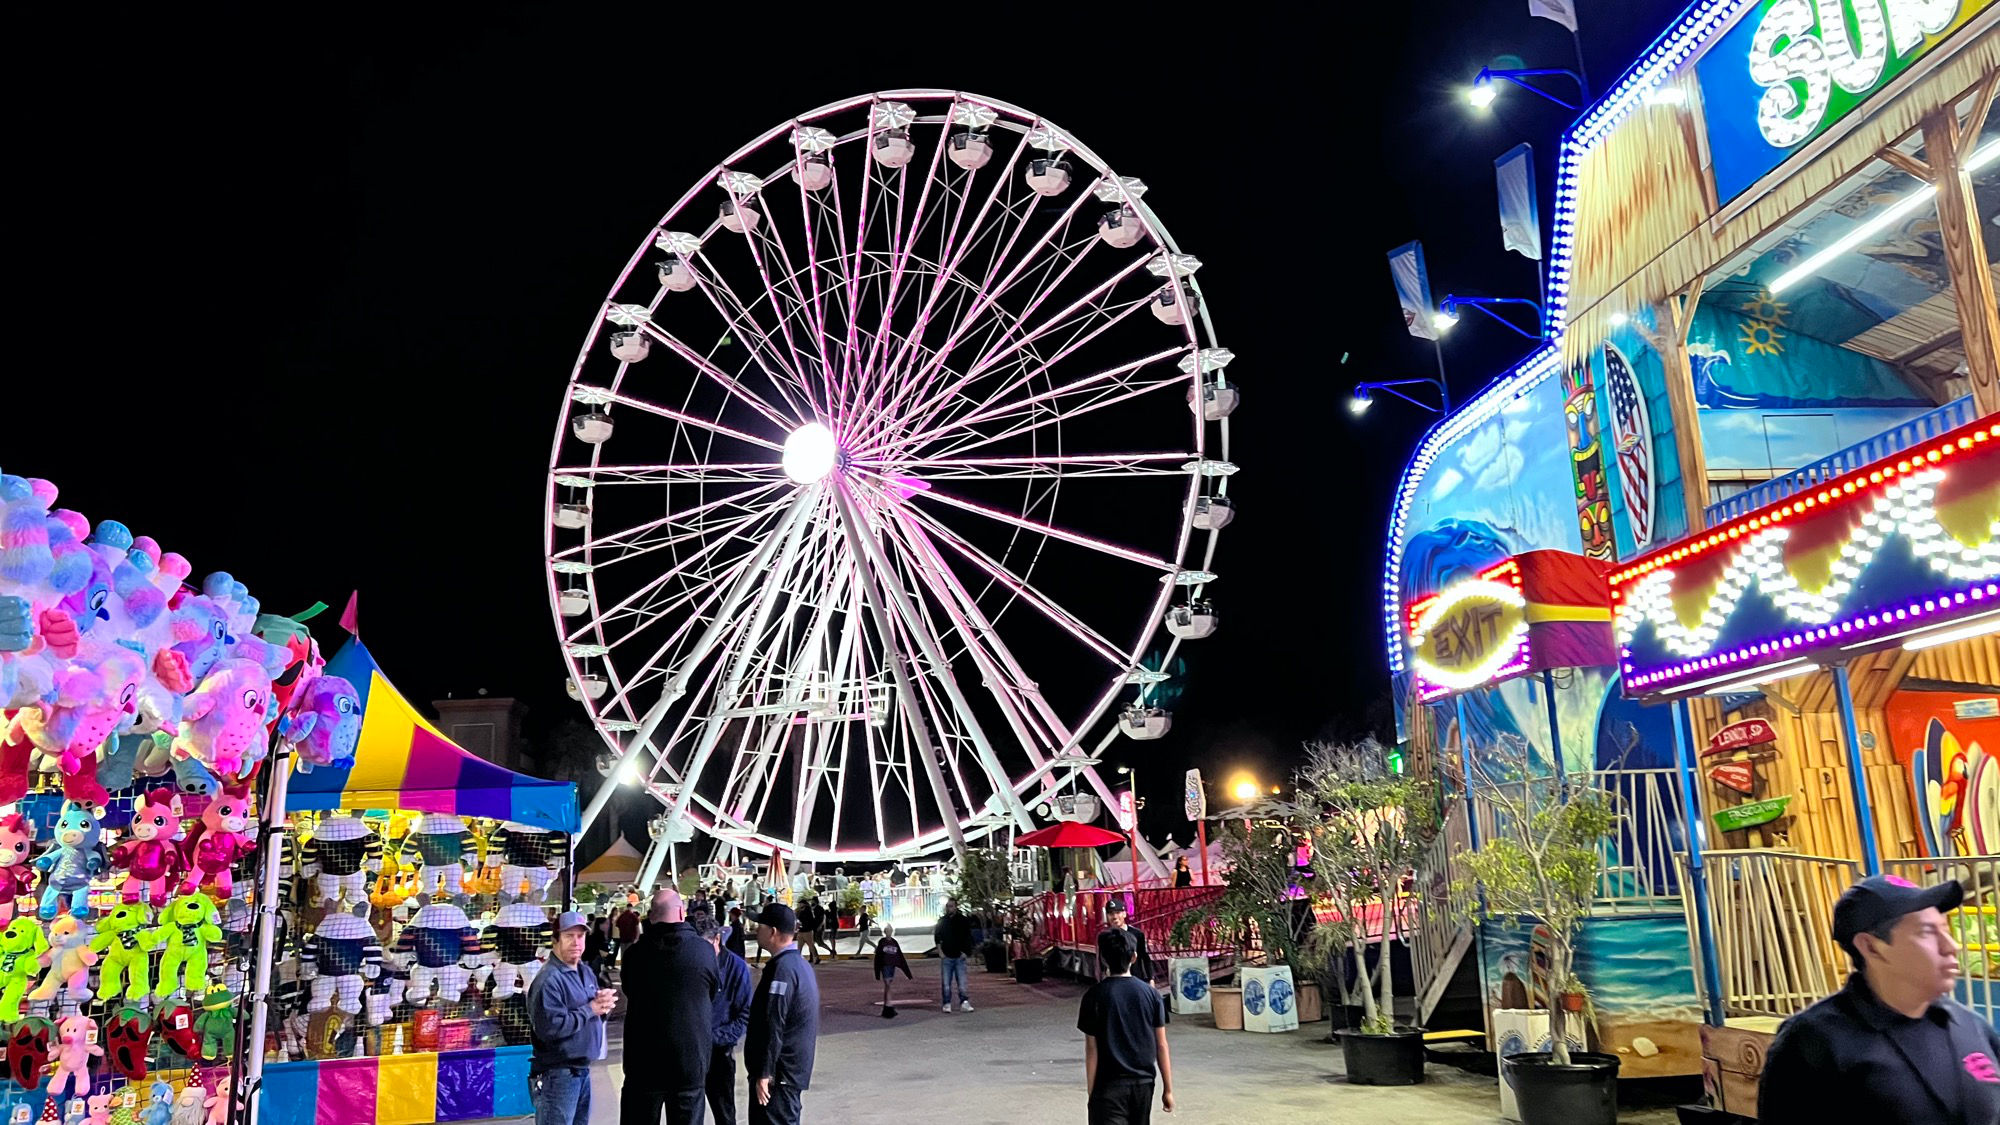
[575,836,644,884]
[289,638,579,832]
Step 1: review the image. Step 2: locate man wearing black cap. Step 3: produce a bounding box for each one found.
[745,903,819,1125]
[1759,875,2000,1125]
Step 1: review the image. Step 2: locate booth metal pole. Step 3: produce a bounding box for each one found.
[1833,662,1883,876]
[239,736,297,1125]
[1541,669,1566,789]
[1672,699,1726,1026]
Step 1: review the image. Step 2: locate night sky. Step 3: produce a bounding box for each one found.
[14,2,1687,850]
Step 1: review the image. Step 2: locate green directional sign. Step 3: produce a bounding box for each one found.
[1713,795,1793,833]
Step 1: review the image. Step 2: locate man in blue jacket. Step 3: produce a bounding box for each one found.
[746,904,819,1125]
[698,908,755,1125]
[528,911,616,1125]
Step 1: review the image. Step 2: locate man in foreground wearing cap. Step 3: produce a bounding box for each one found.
[1759,875,2000,1124]
[618,889,719,1124]
[746,903,820,1125]
[528,911,618,1125]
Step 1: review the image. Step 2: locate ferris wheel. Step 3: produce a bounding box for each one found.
[545,91,1238,868]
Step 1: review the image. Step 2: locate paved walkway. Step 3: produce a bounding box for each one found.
[481,956,1684,1123]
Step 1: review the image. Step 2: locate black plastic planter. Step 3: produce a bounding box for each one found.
[1505,1052,1621,1125]
[1338,1028,1426,1086]
[1013,957,1045,983]
[982,944,1009,973]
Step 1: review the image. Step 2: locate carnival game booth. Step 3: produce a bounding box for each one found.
[251,638,578,1125]
[1379,0,1997,1113]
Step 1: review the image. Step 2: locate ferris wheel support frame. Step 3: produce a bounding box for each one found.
[577,488,817,838]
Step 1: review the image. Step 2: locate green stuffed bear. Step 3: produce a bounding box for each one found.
[89,904,161,1002]
[150,893,221,1000]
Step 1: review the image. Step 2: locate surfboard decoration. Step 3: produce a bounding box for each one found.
[1969,748,1998,856]
[1713,795,1792,833]
[1603,340,1657,549]
[1914,747,1941,856]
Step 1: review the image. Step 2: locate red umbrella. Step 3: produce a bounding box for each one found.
[1015,822,1125,848]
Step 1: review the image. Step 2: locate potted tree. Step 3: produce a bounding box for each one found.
[1168,817,1309,1030]
[950,849,1017,972]
[1299,739,1439,1085]
[1452,746,1623,1125]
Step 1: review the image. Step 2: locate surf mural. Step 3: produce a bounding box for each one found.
[1572,305,1688,560]
[1886,688,2000,859]
[1481,915,1703,1080]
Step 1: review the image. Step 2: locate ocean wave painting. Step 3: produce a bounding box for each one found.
[1481,915,1703,1023]
[1244,977,1266,1016]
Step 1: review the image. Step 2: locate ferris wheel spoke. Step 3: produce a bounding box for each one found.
[910,484,1177,574]
[551,462,788,485]
[581,385,787,453]
[892,500,1131,669]
[855,452,1194,482]
[634,322,797,431]
[927,375,1199,465]
[553,480,787,564]
[685,254,822,421]
[895,347,1184,452]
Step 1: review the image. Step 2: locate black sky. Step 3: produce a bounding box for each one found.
[13,1,1688,846]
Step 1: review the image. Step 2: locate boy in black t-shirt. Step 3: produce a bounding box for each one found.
[1077,929,1174,1123]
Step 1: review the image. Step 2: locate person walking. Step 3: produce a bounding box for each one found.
[617,889,719,1125]
[528,911,617,1125]
[586,916,613,977]
[1103,898,1154,985]
[933,899,975,1013]
[1078,929,1174,1125]
[746,904,820,1125]
[697,909,754,1125]
[851,902,875,958]
[873,923,913,1018]
[1759,875,2000,1124]
[796,897,823,966]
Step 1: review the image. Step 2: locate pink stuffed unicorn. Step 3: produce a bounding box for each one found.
[13,646,145,810]
[0,813,34,922]
[177,786,255,898]
[170,658,273,781]
[47,1012,100,1101]
[112,788,184,903]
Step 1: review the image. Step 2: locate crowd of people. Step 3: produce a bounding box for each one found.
[524,881,1177,1124]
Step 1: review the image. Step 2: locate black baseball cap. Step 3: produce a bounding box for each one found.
[755,903,799,934]
[1832,875,1963,951]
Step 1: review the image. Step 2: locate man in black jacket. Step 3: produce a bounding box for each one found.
[1104,898,1154,985]
[932,900,976,1013]
[1759,875,2000,1125]
[619,889,720,1125]
[746,903,819,1125]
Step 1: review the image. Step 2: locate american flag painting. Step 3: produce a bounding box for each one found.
[1603,341,1656,549]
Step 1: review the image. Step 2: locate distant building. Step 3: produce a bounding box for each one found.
[433,695,527,772]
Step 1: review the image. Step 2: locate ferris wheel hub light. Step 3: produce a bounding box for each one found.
[782,423,840,484]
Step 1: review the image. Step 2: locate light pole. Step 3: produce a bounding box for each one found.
[1349,376,1452,417]
[1467,66,1586,112]
[1117,765,1141,904]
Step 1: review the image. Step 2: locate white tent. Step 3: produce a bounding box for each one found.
[1102,835,1229,888]
[576,836,645,884]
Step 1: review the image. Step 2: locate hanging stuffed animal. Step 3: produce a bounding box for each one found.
[202,1077,229,1125]
[394,901,483,1006]
[492,824,569,904]
[46,1013,99,1102]
[13,646,145,810]
[406,814,475,900]
[300,909,383,1016]
[302,815,381,906]
[0,916,48,1020]
[170,658,272,782]
[192,985,235,1062]
[89,904,160,1002]
[166,596,230,686]
[114,788,185,904]
[176,786,255,898]
[0,812,36,922]
[28,914,97,1004]
[168,1087,205,1125]
[279,674,360,774]
[141,1080,174,1125]
[485,901,554,1000]
[104,1006,157,1079]
[150,893,221,1000]
[83,1092,112,1125]
[35,803,110,920]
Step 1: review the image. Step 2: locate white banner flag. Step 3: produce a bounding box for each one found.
[1529,0,1578,32]
[1387,240,1439,340]
[1495,143,1542,261]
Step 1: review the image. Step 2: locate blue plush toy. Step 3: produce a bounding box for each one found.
[34,804,109,920]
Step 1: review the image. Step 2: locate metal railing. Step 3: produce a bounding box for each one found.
[1703,395,1976,526]
[1686,849,1858,1019]
[1471,767,1689,910]
[1883,854,2000,1027]
[1411,800,1476,1022]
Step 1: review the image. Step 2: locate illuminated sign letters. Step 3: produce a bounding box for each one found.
[1696,0,1993,203]
[1408,562,1531,700]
